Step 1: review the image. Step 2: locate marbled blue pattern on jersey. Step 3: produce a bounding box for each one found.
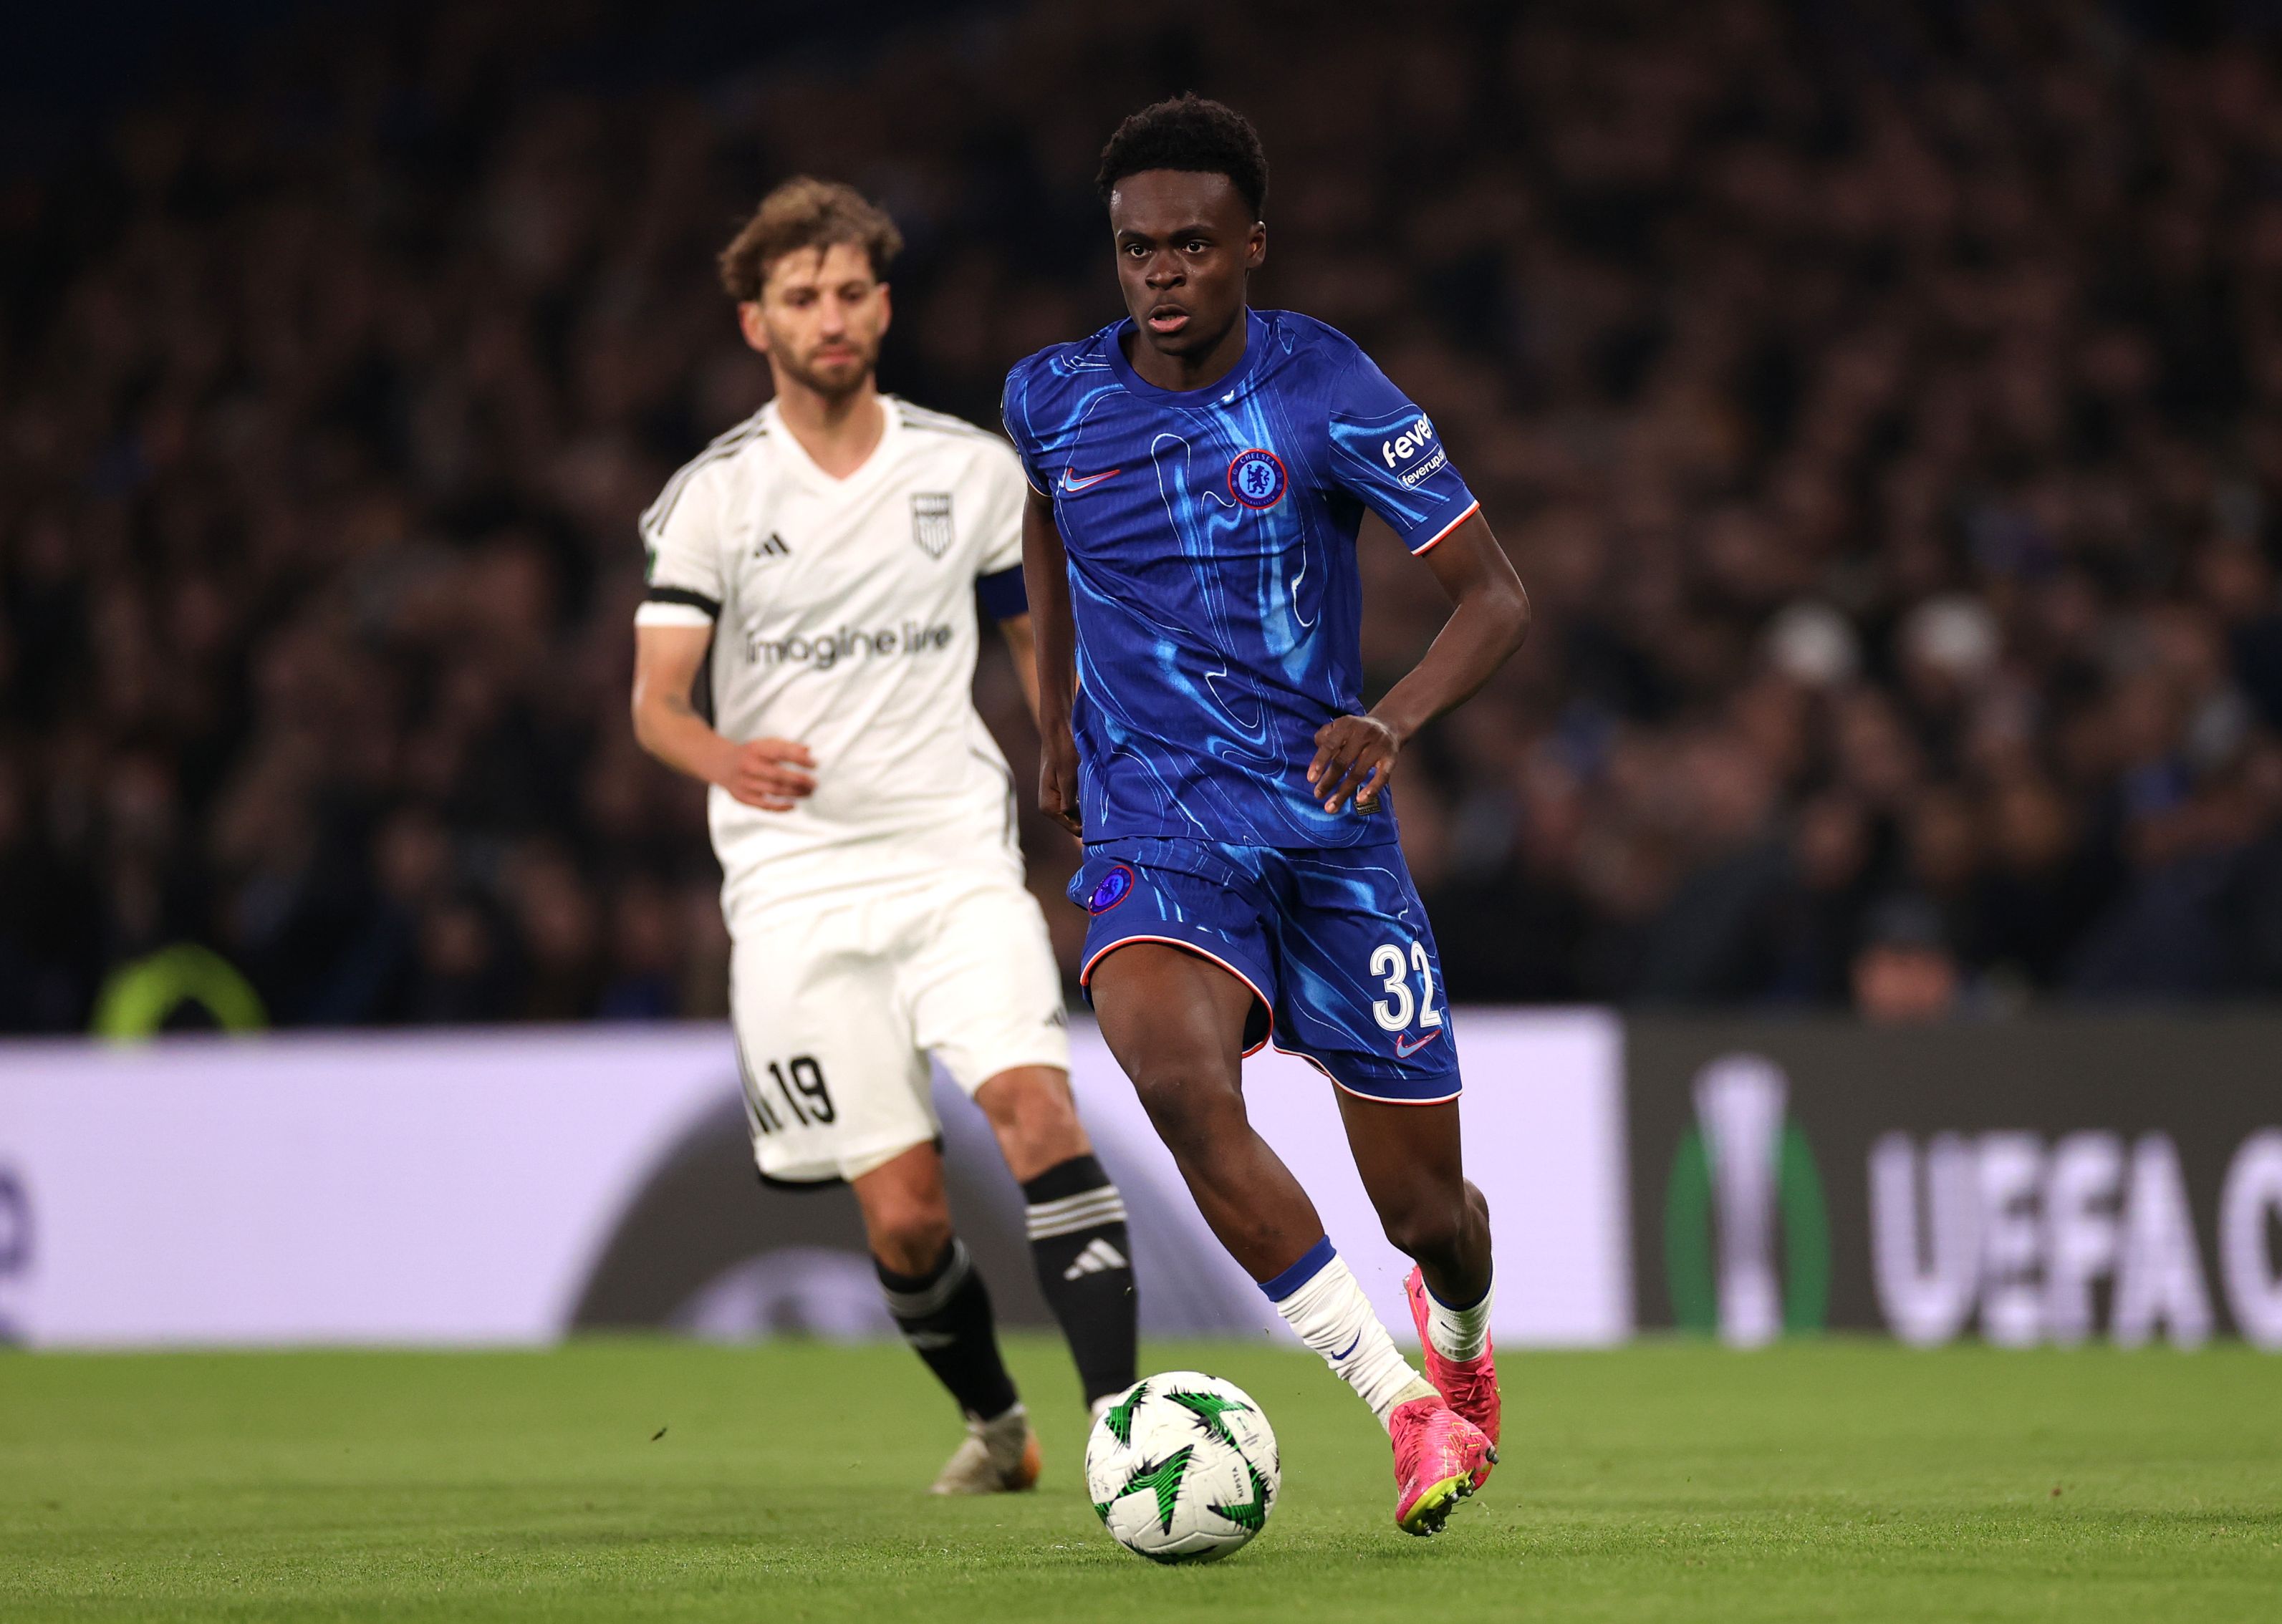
[1003,310,1481,849]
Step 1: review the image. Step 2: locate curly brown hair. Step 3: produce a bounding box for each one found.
[716,178,905,303]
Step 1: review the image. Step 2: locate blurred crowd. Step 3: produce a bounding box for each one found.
[8,0,2282,1030]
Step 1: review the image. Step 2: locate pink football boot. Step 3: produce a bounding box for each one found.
[1405,1265,1501,1487]
[1387,1395,1495,1536]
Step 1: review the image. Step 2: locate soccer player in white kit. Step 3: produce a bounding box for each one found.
[629,179,1137,1493]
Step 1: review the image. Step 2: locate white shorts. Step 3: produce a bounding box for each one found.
[726,869,1071,1184]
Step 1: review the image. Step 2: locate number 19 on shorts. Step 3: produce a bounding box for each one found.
[746,1054,836,1134]
[1367,939,1443,1036]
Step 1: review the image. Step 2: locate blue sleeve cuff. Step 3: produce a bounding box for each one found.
[976,564,1029,620]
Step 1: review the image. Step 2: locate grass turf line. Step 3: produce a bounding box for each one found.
[3,1337,2277,1622]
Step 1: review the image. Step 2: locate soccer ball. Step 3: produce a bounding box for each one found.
[1084,1371,1279,1562]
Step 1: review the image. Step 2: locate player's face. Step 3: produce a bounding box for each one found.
[741,242,891,400]
[1107,170,1265,363]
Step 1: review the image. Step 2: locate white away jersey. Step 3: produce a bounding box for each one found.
[634,396,1029,909]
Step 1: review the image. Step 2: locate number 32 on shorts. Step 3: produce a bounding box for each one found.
[1367,940,1443,1035]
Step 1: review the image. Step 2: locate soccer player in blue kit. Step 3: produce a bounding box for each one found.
[1004,95,1531,1536]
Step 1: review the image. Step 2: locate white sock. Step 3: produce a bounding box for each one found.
[1423,1270,1495,1362]
[1263,1239,1434,1429]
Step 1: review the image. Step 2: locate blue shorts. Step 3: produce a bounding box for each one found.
[1069,837,1461,1103]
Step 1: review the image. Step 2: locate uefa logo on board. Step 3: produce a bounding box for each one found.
[1663,1053,1831,1345]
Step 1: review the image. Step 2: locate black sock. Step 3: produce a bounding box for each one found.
[1022,1154,1138,1407]
[875,1239,1018,1421]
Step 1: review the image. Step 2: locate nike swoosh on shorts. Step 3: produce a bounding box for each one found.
[1059,467,1120,492]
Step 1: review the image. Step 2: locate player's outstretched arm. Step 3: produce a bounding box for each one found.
[630,623,817,812]
[1309,513,1529,813]
[1021,488,1082,838]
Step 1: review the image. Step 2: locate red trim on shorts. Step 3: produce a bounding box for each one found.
[1272,1042,1336,1081]
[1271,1039,1461,1105]
[1081,934,1274,1058]
[1329,1075,1463,1106]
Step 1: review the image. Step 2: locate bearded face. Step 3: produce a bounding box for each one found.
[741,241,890,400]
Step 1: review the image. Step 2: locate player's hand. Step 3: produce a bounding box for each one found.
[1039,726,1083,838]
[1308,713,1400,815]
[718,737,817,812]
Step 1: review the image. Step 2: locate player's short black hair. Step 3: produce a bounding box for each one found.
[1095,95,1268,218]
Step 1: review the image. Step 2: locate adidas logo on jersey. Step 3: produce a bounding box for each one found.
[753,532,791,559]
[1062,1237,1129,1281]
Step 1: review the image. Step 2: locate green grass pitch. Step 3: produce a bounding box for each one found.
[4,1336,2277,1621]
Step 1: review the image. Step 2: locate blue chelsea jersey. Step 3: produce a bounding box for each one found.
[1002,308,1481,849]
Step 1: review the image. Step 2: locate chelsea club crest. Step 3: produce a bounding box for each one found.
[1227,448,1287,510]
[1086,864,1136,914]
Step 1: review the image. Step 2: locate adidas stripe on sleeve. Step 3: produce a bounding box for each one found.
[635,413,762,629]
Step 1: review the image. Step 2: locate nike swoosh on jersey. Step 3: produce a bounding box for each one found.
[1059,467,1121,492]
[1394,1029,1443,1058]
